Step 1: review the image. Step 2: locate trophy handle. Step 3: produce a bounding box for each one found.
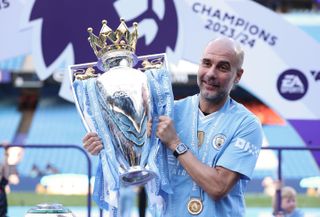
[68,62,99,132]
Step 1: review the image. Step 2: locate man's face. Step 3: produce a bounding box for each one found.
[197,39,243,104]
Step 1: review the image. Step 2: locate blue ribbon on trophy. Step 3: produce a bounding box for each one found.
[144,67,174,216]
[69,18,173,215]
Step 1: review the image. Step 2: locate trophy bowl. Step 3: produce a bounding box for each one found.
[95,54,155,186]
[70,54,158,186]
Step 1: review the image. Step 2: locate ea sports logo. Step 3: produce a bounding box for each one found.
[277,69,308,101]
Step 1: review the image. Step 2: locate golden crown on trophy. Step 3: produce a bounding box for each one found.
[87,18,138,59]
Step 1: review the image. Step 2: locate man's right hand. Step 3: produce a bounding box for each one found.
[82,132,103,155]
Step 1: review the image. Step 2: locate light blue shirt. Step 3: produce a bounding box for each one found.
[165,94,263,217]
[285,209,304,217]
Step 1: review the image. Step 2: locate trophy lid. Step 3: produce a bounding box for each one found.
[87,18,139,71]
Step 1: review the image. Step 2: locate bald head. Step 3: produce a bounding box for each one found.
[204,37,244,70]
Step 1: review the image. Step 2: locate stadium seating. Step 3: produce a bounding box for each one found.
[0,55,25,71]
[0,98,22,143]
[253,124,320,179]
[18,97,98,176]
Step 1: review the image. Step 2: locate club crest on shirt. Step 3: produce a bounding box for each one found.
[212,134,226,150]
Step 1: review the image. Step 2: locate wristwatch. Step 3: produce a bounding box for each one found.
[173,143,188,158]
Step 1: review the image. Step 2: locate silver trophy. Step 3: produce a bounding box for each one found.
[69,19,169,186]
[25,203,75,217]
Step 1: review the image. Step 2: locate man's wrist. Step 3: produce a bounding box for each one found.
[173,143,189,158]
[169,138,181,151]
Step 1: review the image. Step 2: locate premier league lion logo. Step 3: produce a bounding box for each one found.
[27,0,178,80]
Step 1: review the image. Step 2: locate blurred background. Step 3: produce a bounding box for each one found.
[0,0,320,216]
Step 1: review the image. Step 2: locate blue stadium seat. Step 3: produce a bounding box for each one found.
[25,97,86,145]
[18,97,98,176]
[0,99,21,143]
[252,124,320,179]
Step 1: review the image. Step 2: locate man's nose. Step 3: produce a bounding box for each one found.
[207,65,217,77]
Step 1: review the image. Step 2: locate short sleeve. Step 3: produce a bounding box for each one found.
[216,117,263,180]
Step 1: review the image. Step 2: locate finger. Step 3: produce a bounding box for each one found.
[83,136,100,150]
[147,121,152,137]
[82,132,98,143]
[87,140,101,153]
[88,137,101,149]
[157,120,168,132]
[158,115,169,122]
[92,143,103,155]
[83,136,93,149]
[156,125,165,138]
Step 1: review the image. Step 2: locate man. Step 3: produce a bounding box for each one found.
[83,37,263,216]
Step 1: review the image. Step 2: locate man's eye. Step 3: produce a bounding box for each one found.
[201,60,211,67]
[218,64,230,71]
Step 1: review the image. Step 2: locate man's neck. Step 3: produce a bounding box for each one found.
[199,97,228,114]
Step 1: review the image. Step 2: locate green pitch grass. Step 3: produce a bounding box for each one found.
[7,192,320,207]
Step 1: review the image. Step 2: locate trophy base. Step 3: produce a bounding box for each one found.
[120,166,156,187]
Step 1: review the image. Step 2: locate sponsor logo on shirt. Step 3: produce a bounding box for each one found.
[234,138,259,156]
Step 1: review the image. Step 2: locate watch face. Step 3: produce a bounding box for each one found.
[176,143,188,154]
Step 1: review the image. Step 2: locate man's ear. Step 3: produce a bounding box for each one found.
[235,69,244,83]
